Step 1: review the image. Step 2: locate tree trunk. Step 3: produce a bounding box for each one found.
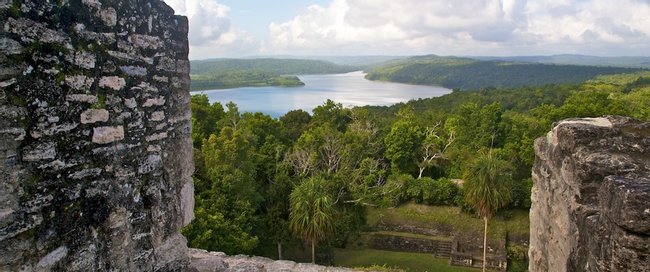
[311,238,316,264]
[418,167,424,179]
[483,216,488,272]
[277,242,282,260]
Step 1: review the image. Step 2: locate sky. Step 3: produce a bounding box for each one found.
[163,0,650,60]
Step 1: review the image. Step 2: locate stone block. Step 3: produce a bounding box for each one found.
[143,96,165,107]
[66,94,98,104]
[150,111,165,121]
[22,142,56,161]
[80,109,109,124]
[99,76,126,90]
[99,7,117,27]
[92,126,124,144]
[36,246,68,269]
[0,38,23,55]
[120,66,147,76]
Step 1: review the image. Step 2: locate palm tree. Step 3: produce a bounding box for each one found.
[289,176,335,263]
[464,153,512,272]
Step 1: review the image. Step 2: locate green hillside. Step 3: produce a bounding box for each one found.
[364,55,644,90]
[190,58,359,91]
[472,54,650,69]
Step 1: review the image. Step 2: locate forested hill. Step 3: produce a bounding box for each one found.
[472,55,650,69]
[190,58,359,91]
[364,55,644,90]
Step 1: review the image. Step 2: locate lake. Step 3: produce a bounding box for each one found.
[191,71,452,118]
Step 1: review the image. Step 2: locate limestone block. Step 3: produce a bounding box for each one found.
[22,142,56,161]
[138,154,162,174]
[145,132,167,142]
[143,96,165,107]
[65,75,94,91]
[36,246,68,269]
[80,109,109,124]
[120,66,147,76]
[66,94,98,104]
[130,34,163,50]
[99,7,117,27]
[73,51,96,69]
[5,18,70,45]
[0,38,23,55]
[99,76,126,90]
[123,97,137,109]
[92,126,124,144]
[150,111,165,121]
[189,248,229,272]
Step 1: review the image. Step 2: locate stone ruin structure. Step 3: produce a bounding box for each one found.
[529,116,650,272]
[0,0,194,270]
[4,1,649,272]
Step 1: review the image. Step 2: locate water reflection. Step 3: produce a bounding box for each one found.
[192,71,451,118]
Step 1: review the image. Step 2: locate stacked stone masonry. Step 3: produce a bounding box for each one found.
[529,116,650,272]
[0,0,194,271]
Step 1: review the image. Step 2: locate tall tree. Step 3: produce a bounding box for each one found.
[384,107,424,174]
[289,177,335,263]
[463,153,512,272]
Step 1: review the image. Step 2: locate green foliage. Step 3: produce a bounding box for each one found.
[335,248,478,272]
[185,69,649,263]
[381,174,414,206]
[384,108,424,174]
[280,109,312,142]
[510,178,533,209]
[464,154,512,218]
[507,245,529,272]
[190,95,225,147]
[406,177,458,205]
[365,55,643,90]
[190,58,358,91]
[289,176,336,262]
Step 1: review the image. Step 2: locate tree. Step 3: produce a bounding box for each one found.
[384,107,424,174]
[464,154,512,272]
[280,109,312,142]
[189,95,224,148]
[289,177,335,263]
[416,123,454,178]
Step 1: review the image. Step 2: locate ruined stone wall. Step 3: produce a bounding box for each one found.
[0,0,194,270]
[529,116,650,272]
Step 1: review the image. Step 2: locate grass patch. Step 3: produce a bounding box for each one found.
[366,203,504,239]
[334,248,478,272]
[372,231,453,242]
[366,203,530,241]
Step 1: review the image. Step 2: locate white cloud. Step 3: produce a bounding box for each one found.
[266,0,650,56]
[164,0,258,59]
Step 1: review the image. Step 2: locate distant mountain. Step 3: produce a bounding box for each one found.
[364,55,645,90]
[237,55,408,66]
[470,55,650,69]
[190,58,359,91]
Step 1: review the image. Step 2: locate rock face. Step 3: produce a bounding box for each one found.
[188,249,364,272]
[529,116,650,272]
[0,1,193,271]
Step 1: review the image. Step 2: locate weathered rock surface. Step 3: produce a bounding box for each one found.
[529,116,650,272]
[188,249,365,272]
[0,0,193,271]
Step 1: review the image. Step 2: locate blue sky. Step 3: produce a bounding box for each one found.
[164,0,650,60]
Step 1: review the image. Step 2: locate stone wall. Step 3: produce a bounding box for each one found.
[529,116,650,272]
[0,0,194,271]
